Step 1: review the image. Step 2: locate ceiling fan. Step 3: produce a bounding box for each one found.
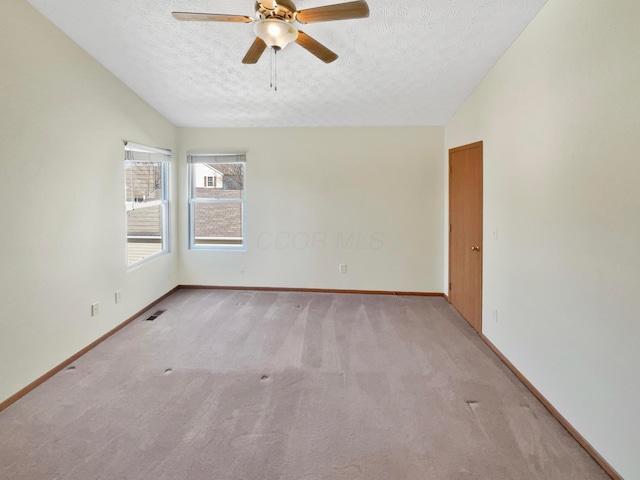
[172,0,370,64]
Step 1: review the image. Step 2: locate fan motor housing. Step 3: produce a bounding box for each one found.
[255,0,297,22]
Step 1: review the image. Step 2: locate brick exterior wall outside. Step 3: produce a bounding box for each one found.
[195,187,242,200]
[194,187,243,238]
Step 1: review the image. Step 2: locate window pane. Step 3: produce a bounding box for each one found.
[193,163,244,200]
[127,204,164,265]
[194,202,243,246]
[125,162,164,204]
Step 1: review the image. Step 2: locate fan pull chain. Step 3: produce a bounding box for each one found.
[270,48,273,89]
[268,48,279,91]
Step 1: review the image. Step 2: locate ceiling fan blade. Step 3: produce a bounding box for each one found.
[296,1,369,24]
[172,12,253,23]
[242,37,267,64]
[296,31,338,63]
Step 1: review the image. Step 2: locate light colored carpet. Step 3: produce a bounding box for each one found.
[0,289,609,479]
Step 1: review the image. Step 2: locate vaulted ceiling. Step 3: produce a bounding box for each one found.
[26,0,548,127]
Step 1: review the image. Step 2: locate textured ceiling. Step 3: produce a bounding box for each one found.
[26,0,547,127]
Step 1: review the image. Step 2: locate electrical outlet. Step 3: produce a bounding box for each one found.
[339,264,347,274]
[91,303,100,316]
[115,290,122,304]
[492,309,498,323]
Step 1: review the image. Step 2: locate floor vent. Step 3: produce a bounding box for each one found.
[145,310,166,321]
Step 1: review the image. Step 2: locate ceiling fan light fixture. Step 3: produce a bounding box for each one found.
[254,19,298,50]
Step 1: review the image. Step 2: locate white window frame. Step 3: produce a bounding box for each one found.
[125,142,172,268]
[188,152,246,251]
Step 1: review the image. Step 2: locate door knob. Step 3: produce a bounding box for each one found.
[471,246,480,251]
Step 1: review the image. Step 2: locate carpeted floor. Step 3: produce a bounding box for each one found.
[0,289,609,479]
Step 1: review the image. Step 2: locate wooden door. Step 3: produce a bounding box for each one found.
[449,141,483,333]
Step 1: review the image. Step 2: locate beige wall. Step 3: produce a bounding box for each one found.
[0,0,178,403]
[445,0,640,477]
[178,127,444,292]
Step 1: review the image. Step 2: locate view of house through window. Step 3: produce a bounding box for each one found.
[188,153,245,249]
[125,143,170,266]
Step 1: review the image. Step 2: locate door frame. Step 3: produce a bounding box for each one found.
[448,140,483,331]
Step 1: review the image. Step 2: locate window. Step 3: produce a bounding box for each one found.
[125,142,171,267]
[188,152,245,249]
